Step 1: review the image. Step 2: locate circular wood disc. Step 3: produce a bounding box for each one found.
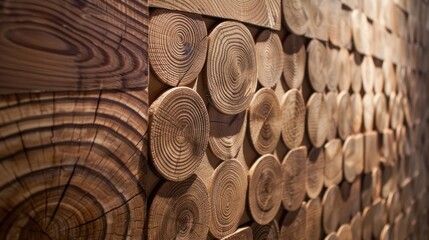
[306,148,325,199]
[282,0,309,35]
[307,93,329,148]
[221,227,253,240]
[248,154,282,225]
[351,93,363,134]
[390,94,404,129]
[206,21,257,115]
[383,60,397,95]
[338,48,351,92]
[251,220,280,240]
[363,93,375,131]
[256,30,283,88]
[249,88,281,155]
[343,135,364,183]
[281,89,306,149]
[148,175,210,239]
[149,9,207,86]
[208,106,247,161]
[308,39,327,92]
[351,213,363,240]
[374,67,384,93]
[351,10,367,54]
[337,224,353,240]
[209,159,248,238]
[282,146,307,211]
[306,198,322,240]
[324,139,343,187]
[323,185,342,234]
[281,203,306,240]
[350,52,363,93]
[326,47,339,91]
[374,93,388,132]
[283,34,306,89]
[362,207,373,240]
[325,91,338,141]
[325,233,338,240]
[337,91,352,140]
[150,87,209,181]
[361,56,375,93]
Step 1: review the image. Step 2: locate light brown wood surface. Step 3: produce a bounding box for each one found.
[281,89,306,149]
[281,203,306,240]
[323,185,342,234]
[307,93,329,147]
[283,34,306,89]
[324,139,343,187]
[282,146,307,211]
[256,30,283,88]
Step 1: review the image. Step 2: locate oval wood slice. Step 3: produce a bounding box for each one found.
[282,0,309,35]
[361,173,372,209]
[337,48,351,92]
[326,47,339,91]
[248,154,282,225]
[351,10,368,54]
[251,220,280,240]
[343,135,364,183]
[323,185,342,234]
[307,93,329,148]
[338,9,352,48]
[351,213,363,240]
[281,89,306,149]
[148,176,210,239]
[383,60,397,95]
[305,0,329,41]
[208,106,247,161]
[361,206,374,240]
[281,203,306,240]
[363,93,375,131]
[306,198,322,240]
[373,67,384,94]
[361,56,375,93]
[325,91,339,140]
[350,52,363,93]
[307,39,328,92]
[386,191,402,224]
[306,148,325,199]
[390,94,404,129]
[221,227,253,240]
[206,21,257,115]
[351,93,363,133]
[324,139,343,187]
[349,178,362,216]
[149,9,207,86]
[327,0,341,46]
[374,93,389,132]
[337,91,352,140]
[282,146,307,211]
[372,200,387,238]
[249,88,281,155]
[337,224,353,240]
[256,30,283,88]
[364,131,380,173]
[209,159,248,238]
[283,34,306,89]
[150,87,209,181]
[380,225,391,240]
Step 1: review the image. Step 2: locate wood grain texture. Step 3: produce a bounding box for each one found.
[282,146,307,211]
[0,0,148,93]
[0,89,148,239]
[324,139,343,187]
[307,39,327,92]
[283,34,306,89]
[149,0,281,30]
[282,0,309,35]
[337,91,352,140]
[221,226,253,240]
[343,134,364,183]
[280,203,306,240]
[306,148,325,199]
[350,93,363,134]
[307,93,329,148]
[337,224,352,240]
[306,198,322,239]
[206,21,257,115]
[281,89,306,149]
[323,185,342,234]
[325,91,338,141]
[256,30,283,88]
[251,220,280,240]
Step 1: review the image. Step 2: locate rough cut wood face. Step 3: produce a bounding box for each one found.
[0,0,148,93]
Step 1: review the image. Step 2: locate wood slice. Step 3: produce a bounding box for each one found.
[248,154,282,225]
[282,146,307,211]
[361,56,375,93]
[306,198,322,240]
[282,0,309,35]
[337,224,353,240]
[322,185,342,234]
[390,94,404,129]
[374,93,389,132]
[307,39,328,92]
[351,213,363,240]
[249,88,281,155]
[330,6,352,48]
[256,30,283,88]
[383,60,397,95]
[206,21,257,115]
[283,34,306,89]
[209,159,248,238]
[251,220,280,240]
[381,165,396,199]
[350,52,363,93]
[364,131,379,173]
[221,227,253,240]
[381,129,395,165]
[0,0,148,92]
[372,200,387,238]
[325,91,339,140]
[281,89,306,149]
[349,179,362,217]
[150,87,209,181]
[306,148,325,199]
[393,214,405,240]
[363,0,377,21]
[363,93,375,131]
[337,91,352,140]
[326,0,341,46]
[148,175,210,239]
[380,225,391,240]
[324,139,343,187]
[208,106,247,161]
[307,93,329,148]
[338,48,351,92]
[326,47,339,91]
[305,0,329,41]
[351,10,370,55]
[280,203,306,240]
[149,9,207,86]
[372,167,382,202]
[361,206,373,240]
[343,134,364,183]
[373,66,384,94]
[350,93,363,133]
